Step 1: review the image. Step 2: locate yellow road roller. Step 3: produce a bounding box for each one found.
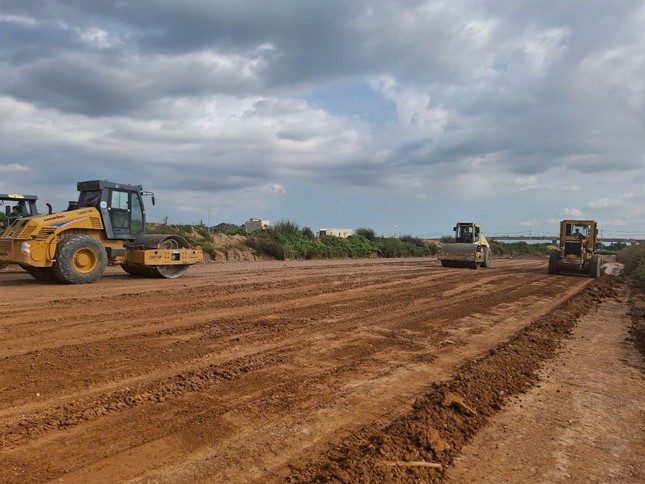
[0,180,203,284]
[438,222,492,269]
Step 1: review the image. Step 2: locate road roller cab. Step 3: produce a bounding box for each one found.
[0,180,202,284]
[437,222,493,269]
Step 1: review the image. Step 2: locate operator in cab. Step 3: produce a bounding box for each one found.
[7,206,24,226]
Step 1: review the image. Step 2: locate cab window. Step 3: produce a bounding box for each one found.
[110,190,130,228]
[130,193,144,233]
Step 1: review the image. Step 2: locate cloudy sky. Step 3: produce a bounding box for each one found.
[1,1,644,238]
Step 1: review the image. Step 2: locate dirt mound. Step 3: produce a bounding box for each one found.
[287,277,619,483]
[205,233,261,262]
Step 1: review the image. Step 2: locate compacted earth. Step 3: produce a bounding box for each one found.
[0,258,643,483]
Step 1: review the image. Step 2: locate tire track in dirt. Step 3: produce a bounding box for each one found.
[0,259,593,483]
[1,266,564,411]
[285,279,618,484]
[0,268,463,358]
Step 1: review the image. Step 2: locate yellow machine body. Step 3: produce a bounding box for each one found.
[0,180,203,283]
[437,223,493,269]
[548,219,602,278]
[0,207,202,267]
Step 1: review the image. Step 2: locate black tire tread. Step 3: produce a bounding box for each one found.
[53,235,107,284]
[20,265,58,282]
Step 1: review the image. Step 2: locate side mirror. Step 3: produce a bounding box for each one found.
[4,206,9,216]
[151,195,156,206]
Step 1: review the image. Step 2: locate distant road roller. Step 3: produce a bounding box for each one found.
[438,222,493,269]
[548,219,602,278]
[0,180,202,284]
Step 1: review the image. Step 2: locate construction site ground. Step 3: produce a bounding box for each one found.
[1,258,643,483]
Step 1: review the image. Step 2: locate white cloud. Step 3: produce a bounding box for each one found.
[563,208,583,217]
[0,163,29,173]
[588,193,634,209]
[261,183,286,196]
[370,76,453,139]
[78,28,122,49]
[0,14,37,27]
[513,175,539,191]
[520,27,570,73]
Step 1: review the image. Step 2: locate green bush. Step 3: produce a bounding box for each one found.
[355,227,376,241]
[632,262,645,289]
[373,236,434,258]
[301,226,316,240]
[200,242,218,259]
[489,241,552,257]
[617,245,645,288]
[143,221,439,262]
[194,225,211,240]
[212,222,244,235]
[245,237,287,260]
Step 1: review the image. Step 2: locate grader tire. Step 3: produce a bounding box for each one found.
[590,254,603,279]
[53,235,107,284]
[548,253,560,275]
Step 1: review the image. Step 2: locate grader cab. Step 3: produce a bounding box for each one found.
[0,180,202,284]
[0,193,49,231]
[548,220,602,278]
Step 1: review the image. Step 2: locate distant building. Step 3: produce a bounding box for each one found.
[245,218,270,233]
[319,228,354,238]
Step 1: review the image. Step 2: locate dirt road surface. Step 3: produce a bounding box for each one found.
[446,278,644,483]
[0,258,641,482]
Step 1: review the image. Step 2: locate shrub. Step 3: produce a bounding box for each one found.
[212,222,245,235]
[355,227,376,241]
[302,226,316,240]
[195,225,211,240]
[617,245,645,288]
[245,237,287,260]
[489,241,552,257]
[200,242,218,259]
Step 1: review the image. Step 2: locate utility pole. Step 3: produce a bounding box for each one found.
[203,203,211,229]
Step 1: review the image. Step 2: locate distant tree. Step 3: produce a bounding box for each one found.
[355,227,376,241]
[212,222,243,234]
[302,226,316,239]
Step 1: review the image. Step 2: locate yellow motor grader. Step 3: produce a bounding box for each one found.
[0,193,51,232]
[437,222,493,269]
[0,180,202,284]
[548,219,602,278]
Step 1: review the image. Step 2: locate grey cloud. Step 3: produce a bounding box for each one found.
[1,0,644,230]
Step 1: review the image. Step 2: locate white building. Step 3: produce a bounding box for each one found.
[318,228,354,238]
[245,218,270,233]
